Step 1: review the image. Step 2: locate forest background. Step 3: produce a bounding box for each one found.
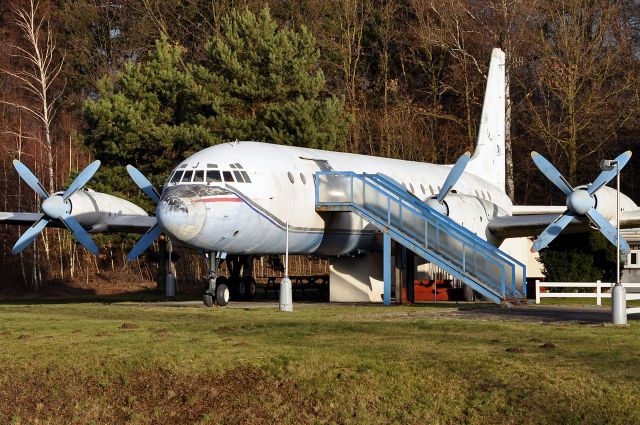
[0,0,639,292]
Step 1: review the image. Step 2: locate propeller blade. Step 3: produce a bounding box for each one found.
[63,160,101,201]
[530,152,573,196]
[59,213,99,255]
[437,152,471,203]
[531,211,576,253]
[13,160,49,200]
[585,208,630,254]
[588,151,632,195]
[127,223,162,261]
[127,165,160,204]
[12,217,49,254]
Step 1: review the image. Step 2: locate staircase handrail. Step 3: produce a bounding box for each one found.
[314,171,526,300]
[366,172,526,270]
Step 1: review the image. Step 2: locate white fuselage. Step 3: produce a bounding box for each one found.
[156,141,513,255]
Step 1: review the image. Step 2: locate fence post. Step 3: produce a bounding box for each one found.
[596,280,601,306]
[535,279,540,304]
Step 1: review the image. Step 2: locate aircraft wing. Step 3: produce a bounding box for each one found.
[0,211,156,234]
[0,212,45,226]
[489,210,640,239]
[105,215,157,233]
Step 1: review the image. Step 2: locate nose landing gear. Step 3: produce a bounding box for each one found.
[203,252,230,307]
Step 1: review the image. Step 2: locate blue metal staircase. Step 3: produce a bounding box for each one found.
[315,172,526,304]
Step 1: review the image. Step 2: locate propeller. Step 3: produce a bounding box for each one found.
[530,151,632,254]
[126,165,161,260]
[12,160,101,255]
[425,152,471,215]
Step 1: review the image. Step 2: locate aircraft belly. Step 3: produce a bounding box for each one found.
[313,212,378,255]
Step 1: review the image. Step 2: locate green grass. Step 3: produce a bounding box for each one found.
[0,303,639,424]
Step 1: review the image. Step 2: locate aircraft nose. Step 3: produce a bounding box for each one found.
[157,189,206,243]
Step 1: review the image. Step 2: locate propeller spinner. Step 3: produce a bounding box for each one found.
[12,160,101,255]
[530,151,631,254]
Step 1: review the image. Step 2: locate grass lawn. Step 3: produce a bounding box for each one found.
[0,302,638,424]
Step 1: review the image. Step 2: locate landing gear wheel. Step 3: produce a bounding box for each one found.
[237,277,256,300]
[203,294,214,307]
[216,283,230,307]
[243,277,256,300]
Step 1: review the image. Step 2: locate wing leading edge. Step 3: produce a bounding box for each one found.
[489,210,640,240]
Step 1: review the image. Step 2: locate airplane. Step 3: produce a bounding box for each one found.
[2,48,639,307]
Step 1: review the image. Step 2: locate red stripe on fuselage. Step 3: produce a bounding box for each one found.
[194,197,242,203]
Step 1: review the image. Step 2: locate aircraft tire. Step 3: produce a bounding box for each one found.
[244,277,257,300]
[237,277,257,300]
[203,294,214,307]
[236,278,247,299]
[216,283,230,307]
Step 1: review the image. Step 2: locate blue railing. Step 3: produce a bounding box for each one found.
[368,173,525,270]
[315,171,526,303]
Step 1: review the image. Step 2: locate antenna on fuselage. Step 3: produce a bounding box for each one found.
[279,222,293,312]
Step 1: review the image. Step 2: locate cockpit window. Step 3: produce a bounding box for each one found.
[235,163,243,169]
[170,171,183,183]
[193,170,204,183]
[229,164,236,169]
[207,163,218,168]
[206,170,222,183]
[222,171,234,182]
[241,171,251,183]
[181,170,193,182]
[179,164,187,169]
[233,170,244,183]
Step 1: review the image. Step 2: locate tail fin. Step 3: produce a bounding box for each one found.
[466,48,506,190]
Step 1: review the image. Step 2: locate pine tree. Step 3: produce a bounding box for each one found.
[199,6,349,150]
[83,36,217,204]
[538,232,617,283]
[82,7,348,203]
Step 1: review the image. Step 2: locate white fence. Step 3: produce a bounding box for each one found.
[535,280,640,314]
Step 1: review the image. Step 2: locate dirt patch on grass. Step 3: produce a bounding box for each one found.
[505,346,525,353]
[121,323,139,330]
[0,365,315,424]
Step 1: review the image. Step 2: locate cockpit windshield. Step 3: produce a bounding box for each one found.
[167,162,251,186]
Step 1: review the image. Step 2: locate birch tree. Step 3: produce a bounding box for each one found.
[1,0,64,195]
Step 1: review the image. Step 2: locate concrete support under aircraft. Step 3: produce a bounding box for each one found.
[329,252,393,303]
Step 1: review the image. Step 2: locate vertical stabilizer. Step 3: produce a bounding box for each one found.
[466,48,506,190]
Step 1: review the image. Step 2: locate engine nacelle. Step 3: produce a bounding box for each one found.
[591,186,637,221]
[438,194,506,246]
[68,189,149,230]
